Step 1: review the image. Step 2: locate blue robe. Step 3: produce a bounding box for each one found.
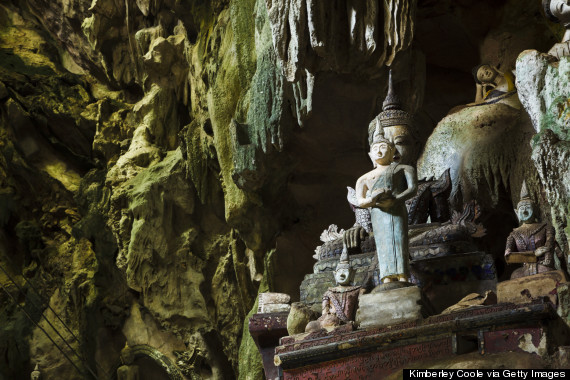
[369,162,410,281]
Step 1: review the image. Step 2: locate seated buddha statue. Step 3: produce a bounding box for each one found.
[504,181,563,279]
[305,247,362,332]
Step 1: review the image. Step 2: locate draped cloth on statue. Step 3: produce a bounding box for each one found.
[322,286,362,323]
[505,222,556,279]
[369,162,410,281]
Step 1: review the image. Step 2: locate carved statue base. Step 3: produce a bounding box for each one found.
[409,222,479,260]
[371,281,414,292]
[356,285,434,329]
[302,251,497,314]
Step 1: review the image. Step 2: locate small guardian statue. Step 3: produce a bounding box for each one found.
[305,248,362,332]
[504,181,560,279]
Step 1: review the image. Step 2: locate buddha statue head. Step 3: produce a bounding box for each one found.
[516,181,536,225]
[472,64,500,86]
[369,70,418,166]
[368,128,395,168]
[543,0,570,27]
[334,246,355,286]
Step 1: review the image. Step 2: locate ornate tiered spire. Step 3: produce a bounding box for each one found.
[378,69,412,128]
[382,70,402,111]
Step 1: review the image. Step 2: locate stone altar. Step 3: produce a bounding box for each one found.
[275,299,570,379]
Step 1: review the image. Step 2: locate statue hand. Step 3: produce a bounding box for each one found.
[375,191,395,208]
[322,299,330,316]
[543,257,553,267]
[535,246,549,257]
[371,188,392,202]
[549,41,570,59]
[343,226,367,249]
[368,190,380,201]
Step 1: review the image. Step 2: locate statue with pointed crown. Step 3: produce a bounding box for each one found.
[354,102,418,287]
[305,245,362,332]
[344,71,421,252]
[504,180,560,279]
[367,70,418,166]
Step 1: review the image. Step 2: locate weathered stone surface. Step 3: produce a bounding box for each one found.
[0,81,7,100]
[356,286,427,329]
[516,52,570,258]
[258,292,291,306]
[287,302,319,335]
[557,346,570,368]
[497,270,568,305]
[121,303,187,370]
[265,0,416,78]
[558,284,570,325]
[418,103,535,213]
[517,53,570,137]
[417,101,541,273]
[2,0,570,377]
[259,303,290,313]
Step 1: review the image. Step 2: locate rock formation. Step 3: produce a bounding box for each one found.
[0,0,569,378]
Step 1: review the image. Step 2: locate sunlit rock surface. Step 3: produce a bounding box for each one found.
[0,0,569,378]
[517,52,570,254]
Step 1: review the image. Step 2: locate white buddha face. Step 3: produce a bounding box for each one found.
[369,141,395,167]
[550,0,570,25]
[334,266,353,286]
[517,201,535,224]
[383,125,415,165]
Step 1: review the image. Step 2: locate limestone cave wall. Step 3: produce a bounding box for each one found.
[0,0,567,379]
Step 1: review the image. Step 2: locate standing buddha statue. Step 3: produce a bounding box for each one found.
[355,124,417,285]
